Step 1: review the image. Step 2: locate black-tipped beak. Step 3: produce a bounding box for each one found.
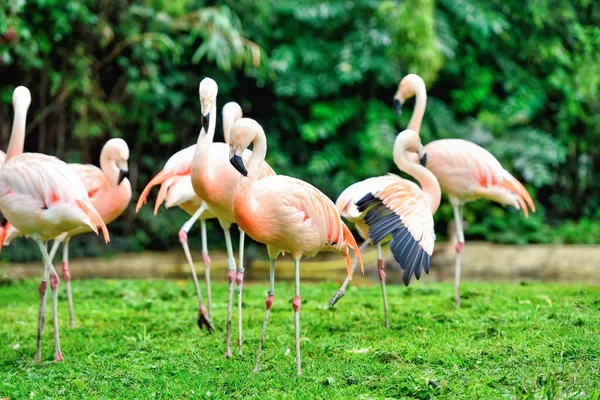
[229,154,248,177]
[393,98,402,115]
[420,153,428,167]
[118,169,129,184]
[202,113,210,133]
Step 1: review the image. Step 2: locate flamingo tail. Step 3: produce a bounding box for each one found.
[135,169,177,213]
[342,222,364,280]
[0,222,9,253]
[77,200,110,243]
[502,171,536,217]
[154,180,173,216]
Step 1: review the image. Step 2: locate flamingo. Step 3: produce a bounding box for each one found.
[191,78,275,357]
[330,128,441,327]
[135,102,243,331]
[0,86,109,361]
[1,138,131,328]
[227,117,364,376]
[393,73,535,307]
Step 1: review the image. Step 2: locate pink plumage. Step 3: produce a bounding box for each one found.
[228,117,363,376]
[394,73,536,307]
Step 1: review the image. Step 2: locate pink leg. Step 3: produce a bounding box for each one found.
[35,279,48,362]
[50,272,63,362]
[377,243,389,328]
[452,204,466,309]
[236,230,245,355]
[223,227,236,358]
[61,238,75,329]
[329,240,370,308]
[253,258,275,373]
[293,259,302,376]
[179,228,213,332]
[201,219,212,319]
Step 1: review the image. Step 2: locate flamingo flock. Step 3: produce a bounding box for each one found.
[1,73,534,375]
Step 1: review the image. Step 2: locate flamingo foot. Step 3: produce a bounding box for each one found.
[455,242,464,253]
[54,352,63,362]
[328,290,345,308]
[197,305,214,333]
[178,229,188,243]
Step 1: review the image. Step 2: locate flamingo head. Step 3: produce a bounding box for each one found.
[13,86,31,112]
[101,138,130,185]
[228,118,264,177]
[199,78,218,132]
[393,73,425,115]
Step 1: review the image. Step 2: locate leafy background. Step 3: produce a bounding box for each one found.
[0,0,599,261]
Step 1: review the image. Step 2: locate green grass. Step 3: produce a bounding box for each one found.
[0,278,599,399]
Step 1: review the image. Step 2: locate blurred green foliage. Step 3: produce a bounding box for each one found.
[0,0,599,261]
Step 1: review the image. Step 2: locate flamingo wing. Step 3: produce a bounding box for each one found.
[136,145,196,213]
[0,153,109,242]
[356,174,435,286]
[425,139,535,215]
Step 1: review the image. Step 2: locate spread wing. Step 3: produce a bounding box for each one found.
[356,175,435,286]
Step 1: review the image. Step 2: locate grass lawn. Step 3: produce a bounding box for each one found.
[0,278,599,399]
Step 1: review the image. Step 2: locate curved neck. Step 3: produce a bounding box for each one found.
[223,112,234,145]
[246,130,267,180]
[99,148,119,186]
[196,102,217,146]
[394,151,441,214]
[407,85,427,134]
[6,107,28,161]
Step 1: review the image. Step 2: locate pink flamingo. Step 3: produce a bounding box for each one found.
[0,86,109,361]
[136,102,243,331]
[227,118,364,376]
[394,73,535,307]
[191,78,275,357]
[1,138,131,328]
[330,128,442,327]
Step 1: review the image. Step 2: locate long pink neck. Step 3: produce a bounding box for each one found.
[196,102,217,147]
[246,130,267,181]
[99,146,119,186]
[394,146,441,215]
[6,107,27,161]
[407,83,427,134]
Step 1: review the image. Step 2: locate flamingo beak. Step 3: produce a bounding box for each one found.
[202,113,210,133]
[118,169,129,184]
[230,154,248,177]
[420,152,428,167]
[393,98,402,115]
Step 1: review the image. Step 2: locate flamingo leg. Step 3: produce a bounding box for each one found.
[293,258,302,376]
[328,239,370,308]
[452,204,466,309]
[34,242,49,362]
[237,230,245,355]
[200,219,212,319]
[179,203,213,332]
[377,243,389,328]
[223,227,237,357]
[35,239,62,362]
[253,258,275,373]
[61,238,75,329]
